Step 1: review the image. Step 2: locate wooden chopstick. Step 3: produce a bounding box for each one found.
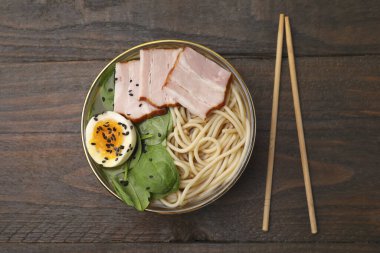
[285,16,318,234]
[262,13,285,232]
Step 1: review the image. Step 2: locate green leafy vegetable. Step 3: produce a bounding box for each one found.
[141,133,154,140]
[111,176,134,206]
[137,112,171,145]
[111,173,150,211]
[123,163,128,181]
[99,67,115,110]
[167,110,173,133]
[133,145,179,195]
[106,111,179,211]
[151,172,179,200]
[88,66,115,119]
[127,132,142,170]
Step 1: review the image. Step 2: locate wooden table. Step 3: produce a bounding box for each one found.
[1,1,379,252]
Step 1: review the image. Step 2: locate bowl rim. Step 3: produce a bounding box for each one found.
[81,39,256,214]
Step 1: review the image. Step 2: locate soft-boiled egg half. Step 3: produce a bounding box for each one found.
[85,111,137,167]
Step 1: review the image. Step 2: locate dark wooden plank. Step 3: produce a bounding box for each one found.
[0,61,105,133]
[1,0,380,63]
[1,56,379,134]
[1,243,380,253]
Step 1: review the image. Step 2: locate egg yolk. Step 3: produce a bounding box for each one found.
[90,120,125,160]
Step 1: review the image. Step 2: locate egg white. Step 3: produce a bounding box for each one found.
[85,111,137,168]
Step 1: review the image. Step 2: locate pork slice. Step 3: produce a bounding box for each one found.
[163,47,231,119]
[139,48,182,108]
[114,61,166,123]
[165,78,211,118]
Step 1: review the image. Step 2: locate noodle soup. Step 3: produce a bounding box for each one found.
[81,40,256,213]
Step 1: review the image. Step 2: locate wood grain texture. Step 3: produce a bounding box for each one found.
[1,0,380,251]
[2,243,380,253]
[0,57,379,244]
[0,0,380,63]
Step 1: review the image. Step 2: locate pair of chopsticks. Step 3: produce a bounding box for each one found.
[262,14,317,234]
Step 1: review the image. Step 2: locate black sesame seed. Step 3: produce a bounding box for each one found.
[146,187,150,190]
[115,158,118,161]
[136,83,139,86]
[107,139,111,143]
[102,160,106,163]
[130,125,134,129]
[102,97,105,102]
[129,79,132,83]
[120,145,124,149]
[104,157,108,160]
[113,127,116,131]
[94,117,98,121]
[149,158,152,162]
[129,144,131,148]
[107,127,111,131]
[102,133,107,140]
[139,103,142,107]
[122,131,129,136]
[115,77,118,81]
[149,175,153,178]
[158,133,162,137]
[118,122,122,125]
[108,88,113,92]
[91,142,96,145]
[128,90,132,92]
[129,93,133,96]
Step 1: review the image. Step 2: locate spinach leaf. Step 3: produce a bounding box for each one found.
[106,111,179,211]
[167,110,173,134]
[150,170,179,200]
[137,112,171,146]
[110,144,179,211]
[100,67,115,110]
[133,145,179,195]
[111,176,133,206]
[111,173,150,211]
[89,66,115,119]
[127,132,143,170]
